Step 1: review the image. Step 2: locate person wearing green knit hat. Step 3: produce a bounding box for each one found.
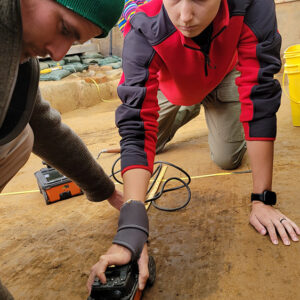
[56,0,125,38]
[19,0,125,62]
[0,0,125,299]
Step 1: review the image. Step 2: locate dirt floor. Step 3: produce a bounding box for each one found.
[0,74,299,300]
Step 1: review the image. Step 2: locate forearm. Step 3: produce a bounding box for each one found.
[111,169,151,261]
[246,140,274,193]
[123,168,151,202]
[30,93,115,201]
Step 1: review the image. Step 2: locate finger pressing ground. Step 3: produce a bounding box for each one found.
[274,221,290,245]
[264,221,278,244]
[250,215,267,235]
[285,217,300,236]
[281,220,299,242]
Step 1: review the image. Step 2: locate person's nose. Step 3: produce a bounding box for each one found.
[46,38,74,62]
[180,2,194,25]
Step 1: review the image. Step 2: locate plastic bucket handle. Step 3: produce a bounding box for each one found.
[282,71,300,104]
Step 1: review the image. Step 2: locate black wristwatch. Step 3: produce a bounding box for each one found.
[251,190,277,205]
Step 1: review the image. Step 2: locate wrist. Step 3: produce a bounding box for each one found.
[251,200,265,206]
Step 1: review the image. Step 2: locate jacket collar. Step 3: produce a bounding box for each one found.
[178,0,230,49]
[212,0,230,38]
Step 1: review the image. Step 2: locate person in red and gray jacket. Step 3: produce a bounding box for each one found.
[88,0,300,292]
[118,0,202,155]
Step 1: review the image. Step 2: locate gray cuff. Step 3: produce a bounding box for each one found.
[113,200,149,261]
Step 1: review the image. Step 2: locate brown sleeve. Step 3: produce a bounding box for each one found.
[0,279,14,300]
[29,89,115,201]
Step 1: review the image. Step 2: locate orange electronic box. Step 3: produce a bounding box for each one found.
[34,166,82,205]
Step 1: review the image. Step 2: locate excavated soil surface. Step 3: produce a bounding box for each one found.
[0,75,299,300]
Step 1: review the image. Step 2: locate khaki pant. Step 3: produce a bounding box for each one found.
[0,125,33,299]
[156,69,246,170]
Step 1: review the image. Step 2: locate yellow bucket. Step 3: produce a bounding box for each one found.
[283,44,300,126]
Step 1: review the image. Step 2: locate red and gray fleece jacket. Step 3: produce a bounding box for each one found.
[116,0,282,174]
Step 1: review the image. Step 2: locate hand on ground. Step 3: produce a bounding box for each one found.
[250,201,300,245]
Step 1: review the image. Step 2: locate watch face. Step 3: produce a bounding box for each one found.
[264,190,276,205]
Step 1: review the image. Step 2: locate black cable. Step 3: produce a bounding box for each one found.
[110,156,122,184]
[109,157,191,212]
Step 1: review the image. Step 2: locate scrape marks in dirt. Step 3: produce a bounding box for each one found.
[144,189,238,299]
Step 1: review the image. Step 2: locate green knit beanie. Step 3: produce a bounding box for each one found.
[56,0,125,38]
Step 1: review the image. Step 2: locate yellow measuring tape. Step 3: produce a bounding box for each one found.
[0,189,40,196]
[166,169,252,182]
[0,169,251,197]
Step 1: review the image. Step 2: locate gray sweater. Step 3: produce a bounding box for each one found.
[0,0,115,201]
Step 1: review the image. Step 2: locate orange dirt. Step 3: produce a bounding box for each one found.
[0,76,299,300]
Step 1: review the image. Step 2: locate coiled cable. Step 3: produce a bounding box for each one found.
[109,157,191,212]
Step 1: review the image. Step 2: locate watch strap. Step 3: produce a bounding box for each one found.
[251,193,264,202]
[251,190,277,205]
